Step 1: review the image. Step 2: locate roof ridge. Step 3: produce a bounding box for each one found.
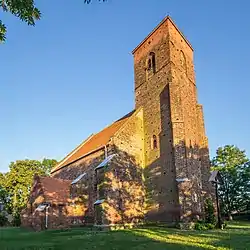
[51,134,95,173]
[113,109,141,139]
[92,110,135,134]
[51,111,135,172]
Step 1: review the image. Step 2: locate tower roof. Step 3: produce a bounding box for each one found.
[132,16,193,55]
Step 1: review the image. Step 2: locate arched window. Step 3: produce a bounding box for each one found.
[152,135,158,149]
[146,52,156,74]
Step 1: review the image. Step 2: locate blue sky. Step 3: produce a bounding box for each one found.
[1,0,249,172]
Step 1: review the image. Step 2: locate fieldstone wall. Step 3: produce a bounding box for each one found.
[133,17,212,222]
[41,17,214,227]
[134,19,180,222]
[101,109,145,225]
[52,149,108,223]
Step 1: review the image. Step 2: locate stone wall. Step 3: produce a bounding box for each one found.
[133,19,180,222]
[52,149,108,222]
[43,17,213,227]
[133,17,212,222]
[100,109,145,225]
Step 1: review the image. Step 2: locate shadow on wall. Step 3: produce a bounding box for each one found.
[142,140,213,223]
[94,142,213,226]
[22,85,214,230]
[21,142,213,231]
[140,83,213,223]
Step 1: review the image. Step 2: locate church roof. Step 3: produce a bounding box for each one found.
[51,111,135,173]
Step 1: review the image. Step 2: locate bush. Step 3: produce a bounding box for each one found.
[12,213,21,227]
[194,221,215,230]
[206,223,215,230]
[0,213,8,227]
[194,222,207,230]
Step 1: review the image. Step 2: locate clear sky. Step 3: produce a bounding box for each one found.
[1,0,249,172]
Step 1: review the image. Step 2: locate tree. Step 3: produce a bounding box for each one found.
[0,173,8,210]
[212,145,250,220]
[0,0,105,42]
[41,158,58,176]
[0,159,57,213]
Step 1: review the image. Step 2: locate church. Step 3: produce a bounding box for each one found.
[21,16,213,231]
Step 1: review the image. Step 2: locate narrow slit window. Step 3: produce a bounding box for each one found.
[190,139,192,148]
[150,52,156,73]
[147,58,152,71]
[152,135,158,149]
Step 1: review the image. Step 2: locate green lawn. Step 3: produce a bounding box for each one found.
[0,221,250,250]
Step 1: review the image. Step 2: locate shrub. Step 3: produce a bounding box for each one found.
[194,222,207,230]
[194,221,215,230]
[0,213,8,227]
[206,223,215,230]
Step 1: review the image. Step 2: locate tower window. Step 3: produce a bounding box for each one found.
[147,58,152,70]
[190,139,192,148]
[150,52,156,73]
[146,52,156,73]
[152,135,158,149]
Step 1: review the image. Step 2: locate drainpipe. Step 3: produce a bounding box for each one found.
[45,205,49,229]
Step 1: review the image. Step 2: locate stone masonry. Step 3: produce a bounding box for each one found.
[24,16,213,230]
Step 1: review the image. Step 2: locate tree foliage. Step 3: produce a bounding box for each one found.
[0,0,106,42]
[0,0,41,42]
[212,145,250,219]
[204,198,216,225]
[41,158,58,176]
[0,158,57,213]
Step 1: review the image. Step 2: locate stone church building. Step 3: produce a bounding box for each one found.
[22,16,213,230]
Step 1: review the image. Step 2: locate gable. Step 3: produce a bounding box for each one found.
[30,176,71,204]
[51,111,135,173]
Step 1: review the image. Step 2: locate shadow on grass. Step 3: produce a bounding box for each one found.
[1,223,250,250]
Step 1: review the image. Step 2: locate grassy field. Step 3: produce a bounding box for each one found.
[0,221,249,250]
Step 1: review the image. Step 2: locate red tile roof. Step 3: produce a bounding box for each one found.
[51,111,134,173]
[40,177,71,204]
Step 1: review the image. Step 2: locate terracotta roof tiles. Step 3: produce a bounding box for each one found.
[51,111,134,173]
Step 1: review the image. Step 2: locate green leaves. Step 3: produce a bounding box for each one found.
[0,20,6,42]
[0,158,57,213]
[84,0,106,3]
[0,0,41,42]
[0,0,106,42]
[212,145,250,217]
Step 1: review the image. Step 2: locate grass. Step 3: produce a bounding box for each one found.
[0,221,249,249]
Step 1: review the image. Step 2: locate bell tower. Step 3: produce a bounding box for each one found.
[132,16,212,222]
